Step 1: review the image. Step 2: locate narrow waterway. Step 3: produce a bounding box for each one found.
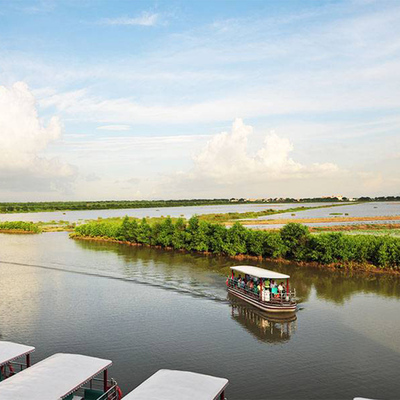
[0,232,400,399]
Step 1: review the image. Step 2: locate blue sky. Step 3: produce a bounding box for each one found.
[0,0,399,200]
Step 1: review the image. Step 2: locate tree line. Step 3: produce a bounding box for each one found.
[0,199,234,213]
[73,217,400,270]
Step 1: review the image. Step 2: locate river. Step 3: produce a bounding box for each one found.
[0,202,343,223]
[1,232,400,399]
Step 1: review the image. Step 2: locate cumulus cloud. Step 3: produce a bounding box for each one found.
[191,118,339,184]
[0,82,76,192]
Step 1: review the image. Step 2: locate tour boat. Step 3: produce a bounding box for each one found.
[123,369,229,400]
[227,265,297,314]
[0,341,35,381]
[0,352,122,400]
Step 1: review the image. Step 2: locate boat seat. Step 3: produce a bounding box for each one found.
[84,388,104,400]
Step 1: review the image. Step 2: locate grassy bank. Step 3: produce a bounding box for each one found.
[198,203,358,223]
[0,221,42,234]
[71,217,400,271]
[310,223,400,236]
[239,215,400,226]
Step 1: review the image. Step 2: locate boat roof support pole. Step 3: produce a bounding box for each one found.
[104,369,108,392]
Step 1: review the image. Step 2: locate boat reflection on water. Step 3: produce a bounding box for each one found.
[228,294,297,343]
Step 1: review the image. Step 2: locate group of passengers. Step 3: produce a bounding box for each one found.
[230,274,287,300]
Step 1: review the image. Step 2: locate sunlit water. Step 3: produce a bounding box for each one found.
[1,232,400,399]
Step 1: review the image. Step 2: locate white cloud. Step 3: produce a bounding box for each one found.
[190,118,339,184]
[101,12,159,27]
[96,125,131,131]
[0,82,76,192]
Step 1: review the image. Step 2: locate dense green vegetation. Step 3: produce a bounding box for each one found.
[73,217,400,270]
[0,221,42,233]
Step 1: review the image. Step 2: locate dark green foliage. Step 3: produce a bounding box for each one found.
[137,218,152,245]
[262,231,287,258]
[280,223,310,260]
[73,219,400,270]
[171,218,187,249]
[208,223,227,253]
[225,223,248,255]
[246,230,265,256]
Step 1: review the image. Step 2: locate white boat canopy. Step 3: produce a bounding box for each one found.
[0,353,112,400]
[0,341,35,367]
[123,369,229,400]
[230,265,290,280]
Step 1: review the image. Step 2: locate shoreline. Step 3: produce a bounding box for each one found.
[0,229,38,234]
[70,234,400,277]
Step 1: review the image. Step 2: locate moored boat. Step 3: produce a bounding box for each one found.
[0,341,35,381]
[227,265,297,314]
[123,369,228,400]
[0,352,122,399]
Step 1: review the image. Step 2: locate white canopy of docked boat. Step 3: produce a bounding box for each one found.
[0,341,35,367]
[230,265,290,279]
[123,369,229,400]
[0,353,112,400]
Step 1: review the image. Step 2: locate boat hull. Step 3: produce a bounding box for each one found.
[228,287,297,313]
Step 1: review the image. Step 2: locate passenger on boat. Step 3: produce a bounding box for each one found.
[233,275,238,287]
[262,287,270,302]
[271,281,278,298]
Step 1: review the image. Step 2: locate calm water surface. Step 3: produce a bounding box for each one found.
[246,202,400,229]
[1,232,400,399]
[0,202,341,223]
[256,202,400,220]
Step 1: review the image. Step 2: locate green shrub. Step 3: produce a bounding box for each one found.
[280,223,310,260]
[72,218,400,270]
[0,221,41,233]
